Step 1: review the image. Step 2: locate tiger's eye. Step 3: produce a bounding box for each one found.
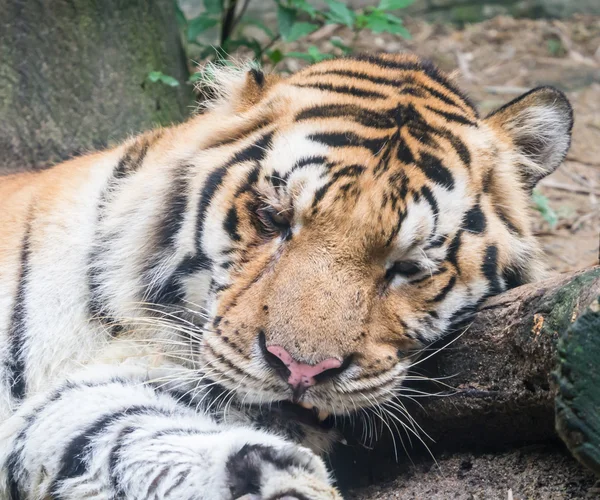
[268,209,289,228]
[386,261,422,280]
[257,205,291,235]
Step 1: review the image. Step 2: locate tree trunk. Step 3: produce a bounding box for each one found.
[0,0,193,173]
[404,267,600,451]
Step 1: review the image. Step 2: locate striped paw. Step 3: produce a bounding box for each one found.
[227,443,342,500]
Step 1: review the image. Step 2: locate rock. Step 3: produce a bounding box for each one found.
[555,295,600,476]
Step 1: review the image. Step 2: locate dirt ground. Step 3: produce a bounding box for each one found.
[281,15,600,500]
[281,15,600,276]
[344,444,599,500]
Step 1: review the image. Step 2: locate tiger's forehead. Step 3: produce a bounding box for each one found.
[253,94,479,248]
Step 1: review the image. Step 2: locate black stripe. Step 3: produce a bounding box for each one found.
[293,82,386,99]
[6,450,23,500]
[394,103,471,168]
[503,264,527,290]
[290,156,328,171]
[495,206,522,236]
[182,132,274,279]
[463,203,486,234]
[224,206,241,242]
[428,275,457,303]
[352,54,478,115]
[308,132,386,156]
[482,245,502,295]
[7,223,32,401]
[53,405,174,489]
[108,425,136,497]
[417,152,455,190]
[311,164,367,210]
[446,230,463,268]
[396,134,415,165]
[425,234,447,249]
[332,164,365,180]
[113,138,151,180]
[4,377,141,500]
[226,443,314,498]
[410,265,448,285]
[420,185,439,233]
[142,164,192,305]
[311,183,332,210]
[304,69,470,110]
[432,126,472,167]
[86,138,153,334]
[448,299,484,329]
[157,164,190,246]
[425,105,477,127]
[295,104,394,129]
[250,68,265,87]
[447,131,471,168]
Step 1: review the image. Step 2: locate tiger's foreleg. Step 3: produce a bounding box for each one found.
[0,366,341,500]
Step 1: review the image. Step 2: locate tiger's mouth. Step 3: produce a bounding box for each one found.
[271,400,335,429]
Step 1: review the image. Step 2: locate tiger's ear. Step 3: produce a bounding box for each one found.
[201,64,281,113]
[485,86,573,189]
[235,68,281,112]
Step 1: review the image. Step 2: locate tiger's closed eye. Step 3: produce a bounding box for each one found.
[385,261,422,280]
[257,205,291,236]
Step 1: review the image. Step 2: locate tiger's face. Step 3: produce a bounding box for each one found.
[188,55,572,420]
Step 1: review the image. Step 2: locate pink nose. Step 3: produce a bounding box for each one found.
[266,345,342,392]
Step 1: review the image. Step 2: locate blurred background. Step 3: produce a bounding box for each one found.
[2,0,598,276]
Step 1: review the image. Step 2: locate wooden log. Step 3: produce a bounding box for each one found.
[555,294,600,476]
[399,266,600,450]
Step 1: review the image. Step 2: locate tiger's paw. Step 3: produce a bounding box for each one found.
[227,443,342,500]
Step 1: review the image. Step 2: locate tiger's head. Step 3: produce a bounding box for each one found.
[179,54,572,425]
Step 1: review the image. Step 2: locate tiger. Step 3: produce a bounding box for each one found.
[0,53,572,500]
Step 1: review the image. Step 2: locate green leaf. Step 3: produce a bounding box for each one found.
[147,71,180,87]
[161,75,180,87]
[203,0,223,15]
[354,13,368,30]
[148,71,162,83]
[308,45,335,61]
[267,48,285,64]
[285,51,316,62]
[364,10,411,37]
[286,21,319,42]
[187,16,219,41]
[330,36,352,54]
[289,0,318,18]
[325,0,355,28]
[532,189,559,228]
[277,4,297,40]
[378,0,416,10]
